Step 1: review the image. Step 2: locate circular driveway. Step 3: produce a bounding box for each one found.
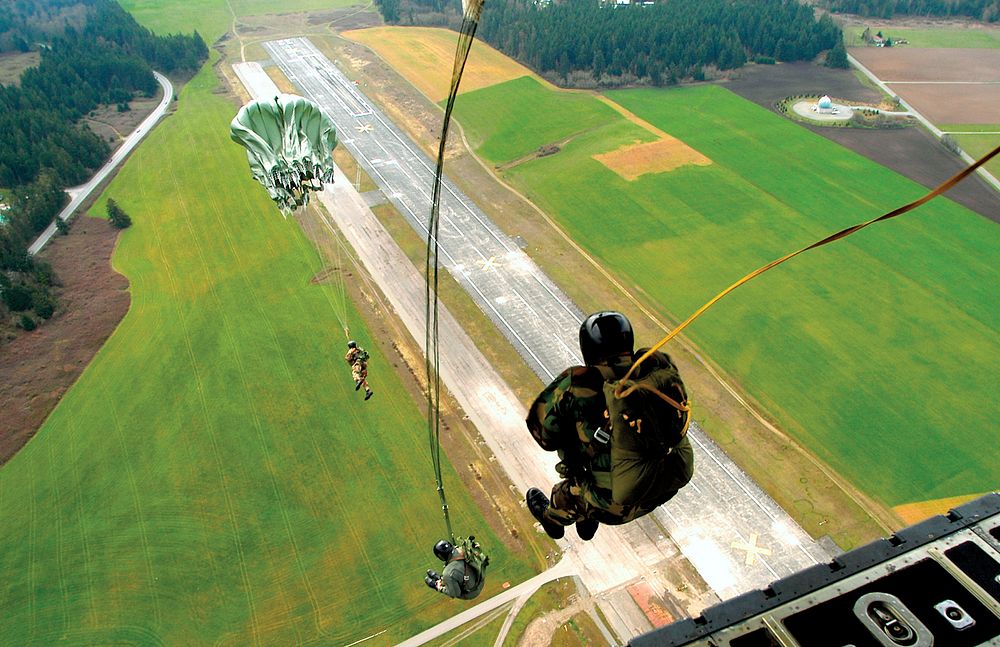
[792,99,854,122]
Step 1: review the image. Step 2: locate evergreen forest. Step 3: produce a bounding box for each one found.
[375,0,844,86]
[821,0,1000,21]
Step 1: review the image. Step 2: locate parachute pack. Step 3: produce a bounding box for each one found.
[598,352,690,507]
[456,535,489,586]
[356,348,369,362]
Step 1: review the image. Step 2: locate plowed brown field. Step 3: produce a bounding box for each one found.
[852,48,1000,124]
[851,47,1000,83]
[721,62,1000,221]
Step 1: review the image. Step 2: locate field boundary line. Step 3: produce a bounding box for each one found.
[885,80,1000,84]
[848,53,1000,195]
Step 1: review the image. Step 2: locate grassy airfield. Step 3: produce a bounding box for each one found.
[0,4,534,645]
[450,75,999,509]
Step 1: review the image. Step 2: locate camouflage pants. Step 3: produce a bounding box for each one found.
[543,438,693,527]
[351,362,370,390]
[542,480,670,527]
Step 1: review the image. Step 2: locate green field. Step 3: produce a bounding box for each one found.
[0,4,534,645]
[120,0,357,44]
[458,76,621,163]
[944,126,1000,179]
[847,27,1000,48]
[454,79,1000,507]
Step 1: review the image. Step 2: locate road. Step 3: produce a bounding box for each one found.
[235,42,833,643]
[28,72,174,255]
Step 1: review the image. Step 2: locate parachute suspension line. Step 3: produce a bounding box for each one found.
[619,143,1000,393]
[426,0,485,542]
[298,205,351,339]
[328,205,352,339]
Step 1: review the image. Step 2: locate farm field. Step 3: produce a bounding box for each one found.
[0,50,40,86]
[450,76,999,508]
[721,62,1000,222]
[846,27,1000,49]
[887,83,1000,124]
[946,125,1000,179]
[851,47,1000,83]
[0,4,535,645]
[344,26,538,102]
[851,47,1000,128]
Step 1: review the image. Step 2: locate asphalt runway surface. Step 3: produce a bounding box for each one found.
[240,37,837,637]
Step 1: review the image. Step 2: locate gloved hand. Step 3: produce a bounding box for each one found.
[425,569,441,590]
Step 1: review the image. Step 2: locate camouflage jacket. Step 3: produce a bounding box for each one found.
[344,347,366,366]
[526,350,693,513]
[440,549,484,600]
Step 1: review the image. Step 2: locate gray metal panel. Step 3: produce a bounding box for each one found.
[629,493,1000,646]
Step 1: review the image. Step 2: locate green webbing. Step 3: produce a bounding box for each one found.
[426,0,485,542]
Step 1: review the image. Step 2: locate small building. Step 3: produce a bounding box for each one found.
[817,95,834,114]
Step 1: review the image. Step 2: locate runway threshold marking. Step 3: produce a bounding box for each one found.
[731,532,772,566]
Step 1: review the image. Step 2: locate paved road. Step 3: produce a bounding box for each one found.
[238,41,834,642]
[28,72,174,255]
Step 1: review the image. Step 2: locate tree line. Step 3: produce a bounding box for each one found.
[0,0,92,53]
[0,0,207,331]
[375,0,844,87]
[821,0,999,21]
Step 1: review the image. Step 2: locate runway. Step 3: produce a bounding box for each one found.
[243,36,835,632]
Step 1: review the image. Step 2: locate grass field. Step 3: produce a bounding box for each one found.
[844,26,1000,48]
[453,78,1000,507]
[345,27,538,103]
[453,76,626,164]
[945,125,1000,179]
[120,0,357,43]
[0,4,535,645]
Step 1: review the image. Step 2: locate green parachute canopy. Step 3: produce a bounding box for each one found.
[230,94,338,214]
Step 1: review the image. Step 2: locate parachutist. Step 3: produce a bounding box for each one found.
[345,340,373,401]
[525,312,694,540]
[426,538,488,600]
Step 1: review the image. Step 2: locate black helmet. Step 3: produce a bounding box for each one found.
[433,540,454,562]
[347,340,357,349]
[579,311,633,366]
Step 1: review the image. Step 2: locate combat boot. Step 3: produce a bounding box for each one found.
[355,379,363,391]
[365,389,374,401]
[526,487,564,540]
[575,517,599,541]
